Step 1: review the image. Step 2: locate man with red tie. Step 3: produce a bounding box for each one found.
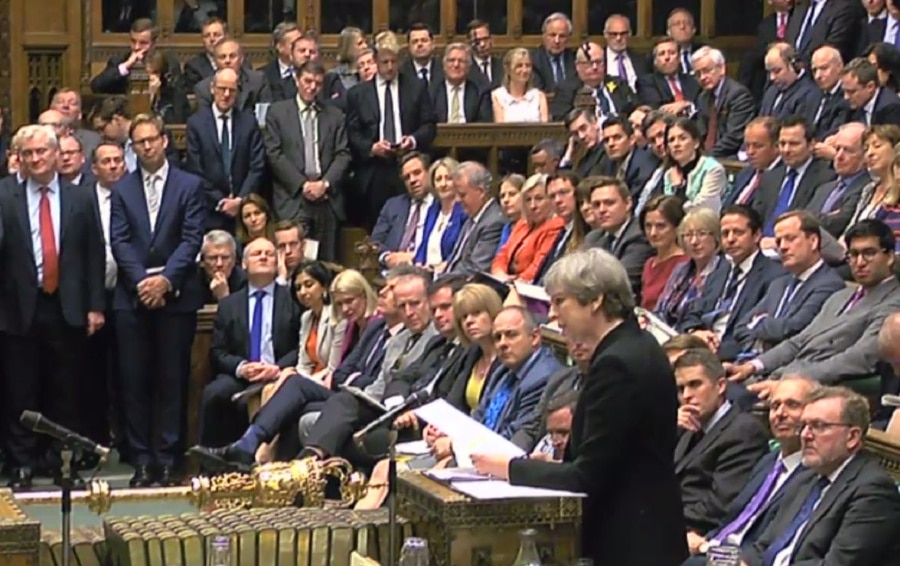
[635,36,701,110]
[0,124,105,489]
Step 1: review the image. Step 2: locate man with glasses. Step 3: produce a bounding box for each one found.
[198,230,246,304]
[466,19,502,90]
[691,46,756,158]
[550,41,637,121]
[56,135,91,188]
[727,219,900,399]
[110,114,206,488]
[740,387,900,565]
[602,14,647,91]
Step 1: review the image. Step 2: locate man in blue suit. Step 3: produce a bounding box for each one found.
[185,68,266,233]
[678,205,786,361]
[682,376,819,564]
[110,114,206,488]
[371,152,433,268]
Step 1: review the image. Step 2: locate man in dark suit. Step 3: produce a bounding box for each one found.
[786,0,860,64]
[759,43,819,120]
[561,108,605,178]
[858,0,889,54]
[371,152,432,268]
[679,206,786,361]
[631,111,673,215]
[90,18,182,94]
[672,349,770,533]
[401,23,445,88]
[693,47,757,158]
[550,42,637,122]
[0,125,105,489]
[260,22,303,102]
[93,96,181,171]
[185,68,265,233]
[596,116,658,201]
[733,212,845,356]
[530,12,577,92]
[752,116,836,238]
[582,177,653,301]
[636,36,701,109]
[198,230,246,304]
[194,38,271,114]
[278,35,346,109]
[535,171,582,283]
[182,16,227,91]
[740,0,794,102]
[264,60,351,262]
[345,43,437,230]
[666,8,705,75]
[741,387,900,565]
[473,249,689,566]
[198,237,301,449]
[49,89,103,161]
[803,46,852,141]
[56,135,94,188]
[724,117,783,208]
[682,376,819,564]
[110,114,206,488]
[466,19,503,90]
[808,122,870,237]
[602,14,649,92]
[444,162,506,275]
[430,43,492,124]
[842,56,900,125]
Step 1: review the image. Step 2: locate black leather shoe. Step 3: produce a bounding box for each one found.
[188,444,254,474]
[7,467,34,490]
[157,466,182,487]
[129,465,154,488]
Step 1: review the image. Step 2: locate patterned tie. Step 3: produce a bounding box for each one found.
[552,55,564,83]
[616,53,628,84]
[39,187,59,294]
[776,13,787,39]
[220,114,232,183]
[596,86,612,116]
[764,168,798,237]
[737,172,762,205]
[399,201,423,252]
[383,81,397,144]
[716,460,786,543]
[761,476,830,566]
[249,289,266,362]
[773,277,801,318]
[840,286,865,314]
[681,49,692,74]
[302,106,320,179]
[821,179,848,214]
[450,86,462,123]
[668,77,684,102]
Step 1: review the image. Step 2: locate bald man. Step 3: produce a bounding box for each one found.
[759,42,818,120]
[550,41,638,121]
[807,122,870,238]
[805,46,851,141]
[37,109,71,140]
[875,312,900,429]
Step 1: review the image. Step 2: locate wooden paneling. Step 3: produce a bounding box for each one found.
[24,0,68,36]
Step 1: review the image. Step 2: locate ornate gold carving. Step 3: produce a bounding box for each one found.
[865,429,900,481]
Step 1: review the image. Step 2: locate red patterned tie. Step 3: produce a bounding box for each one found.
[704,93,718,152]
[669,77,684,102]
[39,186,59,293]
[776,13,787,40]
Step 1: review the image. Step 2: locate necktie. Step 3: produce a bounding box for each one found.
[840,286,865,314]
[39,187,58,294]
[668,77,684,102]
[893,22,900,47]
[146,175,160,225]
[220,114,232,182]
[450,86,462,123]
[399,201,423,252]
[681,49,692,74]
[776,13,787,39]
[483,371,514,431]
[362,329,390,374]
[717,265,742,312]
[249,289,266,362]
[447,218,475,271]
[482,60,490,81]
[383,81,397,144]
[302,107,320,179]
[774,277,801,318]
[704,92,718,152]
[797,3,817,50]
[552,56,564,83]
[596,87,612,116]
[716,460,786,543]
[813,92,830,124]
[419,67,429,85]
[636,167,665,215]
[821,179,848,214]
[764,168,798,237]
[737,172,762,205]
[761,476,829,566]
[616,53,628,84]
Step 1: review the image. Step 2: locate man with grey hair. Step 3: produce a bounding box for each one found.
[530,138,564,175]
[0,124,106,488]
[443,161,505,274]
[194,37,271,112]
[50,88,102,160]
[672,349,770,534]
[431,42,492,124]
[804,45,849,142]
[261,21,302,100]
[692,46,755,157]
[740,386,900,565]
[284,34,346,108]
[530,12,576,92]
[807,122,869,237]
[603,14,647,91]
[550,41,637,122]
[199,229,246,303]
[472,248,689,565]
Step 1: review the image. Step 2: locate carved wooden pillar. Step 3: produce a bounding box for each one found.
[127,62,153,116]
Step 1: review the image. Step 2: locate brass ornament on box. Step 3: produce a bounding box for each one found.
[87,456,369,514]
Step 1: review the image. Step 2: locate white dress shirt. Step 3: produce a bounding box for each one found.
[246,282,276,365]
[278,59,293,79]
[795,0,827,49]
[713,251,758,338]
[213,105,233,144]
[141,160,170,231]
[864,88,880,125]
[376,76,403,142]
[26,175,61,286]
[95,183,118,289]
[606,47,638,90]
[425,207,452,265]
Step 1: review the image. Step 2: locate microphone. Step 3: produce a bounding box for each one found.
[352,389,431,444]
[20,411,111,462]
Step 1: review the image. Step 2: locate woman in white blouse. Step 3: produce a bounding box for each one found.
[414,157,467,268]
[492,48,549,123]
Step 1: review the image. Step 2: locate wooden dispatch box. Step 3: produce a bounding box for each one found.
[0,488,41,566]
[397,471,581,566]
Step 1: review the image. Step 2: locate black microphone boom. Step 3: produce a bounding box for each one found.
[352,389,430,444]
[20,411,111,461]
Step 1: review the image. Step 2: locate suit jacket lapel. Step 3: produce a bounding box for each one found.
[796,458,861,545]
[681,408,736,470]
[673,430,694,469]
[728,256,764,326]
[13,182,36,265]
[151,172,175,239]
[237,288,251,357]
[58,182,75,245]
[205,109,223,160]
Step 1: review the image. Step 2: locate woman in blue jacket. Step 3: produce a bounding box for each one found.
[414,157,468,269]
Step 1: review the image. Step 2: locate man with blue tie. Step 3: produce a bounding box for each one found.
[185,67,266,233]
[0,125,105,489]
[739,387,900,565]
[682,376,820,564]
[110,114,206,488]
[198,237,302,450]
[786,0,857,64]
[529,12,576,92]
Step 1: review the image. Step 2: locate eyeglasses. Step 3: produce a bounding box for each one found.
[795,420,851,435]
[846,247,885,262]
[577,59,604,68]
[132,134,162,146]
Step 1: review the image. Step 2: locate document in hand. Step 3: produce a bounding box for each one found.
[413,399,525,468]
[634,307,678,344]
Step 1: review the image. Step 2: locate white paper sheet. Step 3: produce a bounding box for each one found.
[424,468,486,482]
[450,480,586,500]
[413,399,525,468]
[395,440,430,456]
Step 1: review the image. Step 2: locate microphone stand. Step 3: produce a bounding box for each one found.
[59,445,74,566]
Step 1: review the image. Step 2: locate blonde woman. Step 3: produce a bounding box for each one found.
[414,157,467,268]
[492,48,549,123]
[330,269,378,364]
